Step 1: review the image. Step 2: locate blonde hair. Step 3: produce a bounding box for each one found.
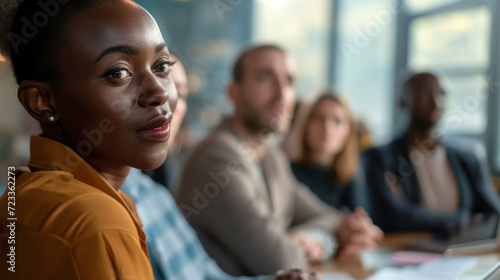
[296,91,359,185]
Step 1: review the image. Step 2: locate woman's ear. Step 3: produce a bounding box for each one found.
[18,81,59,126]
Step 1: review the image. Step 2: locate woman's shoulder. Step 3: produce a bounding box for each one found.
[15,169,120,205]
[4,170,138,243]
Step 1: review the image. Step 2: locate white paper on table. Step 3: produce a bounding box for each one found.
[319,272,356,280]
[366,256,478,280]
[366,268,411,280]
[367,268,457,280]
[419,256,477,276]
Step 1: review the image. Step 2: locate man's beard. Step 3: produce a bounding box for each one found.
[241,113,276,135]
[411,114,438,131]
[238,98,292,135]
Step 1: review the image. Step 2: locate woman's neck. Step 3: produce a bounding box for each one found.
[91,163,131,191]
[42,132,131,191]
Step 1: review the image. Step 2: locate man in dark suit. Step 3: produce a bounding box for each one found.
[364,72,500,232]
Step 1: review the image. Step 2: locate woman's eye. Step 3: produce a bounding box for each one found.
[107,69,131,80]
[156,63,170,73]
[155,60,176,74]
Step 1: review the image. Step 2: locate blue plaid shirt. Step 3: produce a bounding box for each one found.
[121,168,271,280]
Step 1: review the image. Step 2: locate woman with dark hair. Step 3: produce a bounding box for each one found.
[0,0,177,279]
[0,1,321,280]
[291,92,370,212]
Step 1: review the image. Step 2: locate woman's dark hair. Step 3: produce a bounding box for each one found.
[1,0,109,85]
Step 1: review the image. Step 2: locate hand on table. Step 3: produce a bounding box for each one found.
[335,207,384,260]
[288,231,325,262]
[274,268,320,280]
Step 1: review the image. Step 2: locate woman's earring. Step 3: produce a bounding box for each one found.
[48,115,55,122]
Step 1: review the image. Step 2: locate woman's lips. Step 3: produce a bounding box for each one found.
[137,116,171,142]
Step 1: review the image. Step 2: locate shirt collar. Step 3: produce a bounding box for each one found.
[26,135,145,234]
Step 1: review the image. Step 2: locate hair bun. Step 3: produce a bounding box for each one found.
[0,0,24,58]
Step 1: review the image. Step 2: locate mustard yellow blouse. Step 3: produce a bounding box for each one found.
[0,135,154,279]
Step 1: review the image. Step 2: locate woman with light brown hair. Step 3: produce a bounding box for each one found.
[290,91,369,212]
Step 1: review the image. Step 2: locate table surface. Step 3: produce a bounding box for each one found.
[314,232,500,279]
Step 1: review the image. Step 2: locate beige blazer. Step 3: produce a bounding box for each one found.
[175,118,341,276]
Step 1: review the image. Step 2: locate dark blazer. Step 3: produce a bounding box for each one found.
[290,161,370,213]
[364,134,500,232]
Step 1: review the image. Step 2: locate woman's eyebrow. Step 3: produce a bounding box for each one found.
[155,42,166,53]
[95,43,167,63]
[95,45,139,63]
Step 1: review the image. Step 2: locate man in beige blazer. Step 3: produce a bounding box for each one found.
[175,45,383,276]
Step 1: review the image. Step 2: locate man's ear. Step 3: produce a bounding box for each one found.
[17,80,59,126]
[400,90,410,109]
[226,82,239,105]
[399,97,407,109]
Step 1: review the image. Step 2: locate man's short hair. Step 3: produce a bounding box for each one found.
[404,72,439,95]
[232,44,285,83]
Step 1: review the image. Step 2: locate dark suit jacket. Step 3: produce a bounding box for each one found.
[364,134,500,232]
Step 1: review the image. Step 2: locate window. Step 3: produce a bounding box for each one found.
[334,0,397,143]
[405,0,463,13]
[253,0,332,98]
[408,7,490,71]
